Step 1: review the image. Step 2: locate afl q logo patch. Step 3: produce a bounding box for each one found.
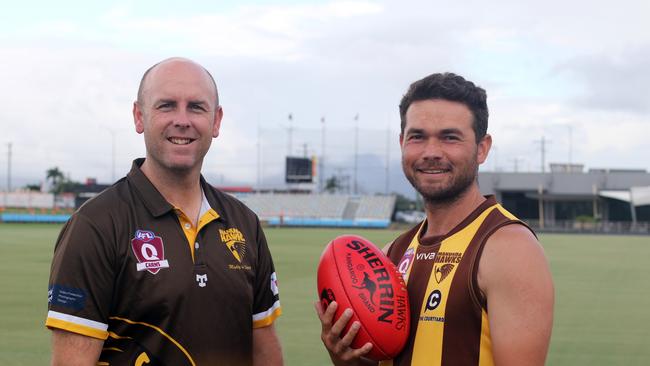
[397,247,415,279]
[131,230,170,274]
[426,290,442,311]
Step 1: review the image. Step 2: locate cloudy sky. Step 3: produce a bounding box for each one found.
[2,0,649,195]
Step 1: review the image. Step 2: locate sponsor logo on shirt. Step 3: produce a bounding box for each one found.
[219,228,247,263]
[196,274,208,287]
[48,285,86,310]
[131,230,170,274]
[271,272,279,296]
[420,289,445,322]
[416,251,436,261]
[425,289,442,311]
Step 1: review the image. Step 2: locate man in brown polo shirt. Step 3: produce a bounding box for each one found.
[316,73,554,366]
[46,58,283,365]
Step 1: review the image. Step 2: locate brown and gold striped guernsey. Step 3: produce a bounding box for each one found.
[381,196,533,366]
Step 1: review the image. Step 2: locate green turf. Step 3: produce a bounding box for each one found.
[1,224,649,365]
[543,234,650,366]
[0,224,58,365]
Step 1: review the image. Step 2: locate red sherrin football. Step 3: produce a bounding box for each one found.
[317,235,410,361]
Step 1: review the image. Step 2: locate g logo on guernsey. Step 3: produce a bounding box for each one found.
[131,230,170,274]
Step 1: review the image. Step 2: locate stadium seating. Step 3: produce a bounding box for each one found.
[236,193,395,228]
[356,195,397,220]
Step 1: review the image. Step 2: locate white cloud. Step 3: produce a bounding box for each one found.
[1,0,650,190]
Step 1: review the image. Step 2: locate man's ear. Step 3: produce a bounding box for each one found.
[212,106,223,138]
[477,134,492,164]
[133,102,145,134]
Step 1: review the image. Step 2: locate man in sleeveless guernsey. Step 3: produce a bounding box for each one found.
[316,73,554,366]
[46,58,284,365]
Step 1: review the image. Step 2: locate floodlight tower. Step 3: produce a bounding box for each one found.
[287,113,294,156]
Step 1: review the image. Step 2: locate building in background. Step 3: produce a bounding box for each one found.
[479,164,650,233]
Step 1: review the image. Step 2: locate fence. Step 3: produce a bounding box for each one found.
[527,220,650,235]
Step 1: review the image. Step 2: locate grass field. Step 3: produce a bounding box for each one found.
[1,224,649,365]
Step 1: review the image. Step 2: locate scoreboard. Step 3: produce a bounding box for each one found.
[285,157,313,183]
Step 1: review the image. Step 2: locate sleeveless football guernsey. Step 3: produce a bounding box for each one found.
[380,196,532,366]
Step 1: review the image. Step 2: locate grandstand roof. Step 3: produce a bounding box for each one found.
[478,170,650,206]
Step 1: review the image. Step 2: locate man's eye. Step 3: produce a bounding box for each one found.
[444,135,460,141]
[157,103,172,110]
[190,104,207,112]
[408,134,422,141]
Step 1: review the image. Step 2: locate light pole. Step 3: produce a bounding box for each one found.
[320,116,326,193]
[385,123,390,195]
[7,142,12,192]
[538,183,545,229]
[353,114,359,195]
[287,113,293,156]
[535,136,549,173]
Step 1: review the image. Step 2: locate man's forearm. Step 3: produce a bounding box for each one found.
[51,329,103,366]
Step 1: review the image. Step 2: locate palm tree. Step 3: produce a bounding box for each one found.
[46,167,64,192]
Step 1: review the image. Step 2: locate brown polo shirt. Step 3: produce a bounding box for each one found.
[46,158,281,365]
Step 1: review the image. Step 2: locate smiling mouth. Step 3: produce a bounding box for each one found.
[417,168,450,174]
[168,137,195,145]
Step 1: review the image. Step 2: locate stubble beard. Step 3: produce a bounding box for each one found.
[404,160,478,207]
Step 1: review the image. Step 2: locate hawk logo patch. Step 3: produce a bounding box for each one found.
[434,263,455,284]
[131,230,170,274]
[219,228,247,263]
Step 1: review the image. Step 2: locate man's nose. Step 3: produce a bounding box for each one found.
[172,108,191,128]
[422,139,444,160]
